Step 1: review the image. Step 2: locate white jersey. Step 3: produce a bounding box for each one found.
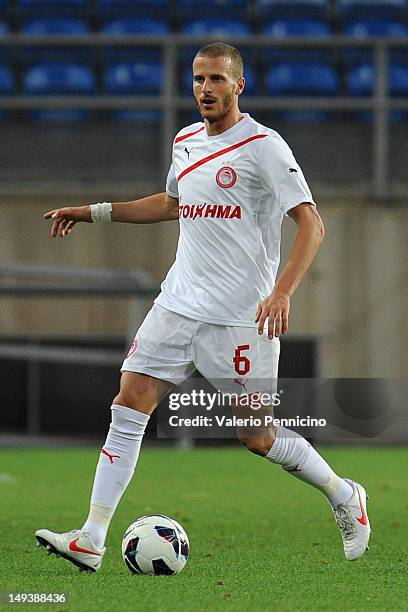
[155,113,315,327]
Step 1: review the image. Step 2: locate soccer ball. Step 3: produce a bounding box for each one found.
[122,514,190,576]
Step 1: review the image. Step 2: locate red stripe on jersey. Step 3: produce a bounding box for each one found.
[175,126,205,143]
[177,133,268,182]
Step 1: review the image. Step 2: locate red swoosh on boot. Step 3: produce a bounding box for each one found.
[69,538,101,556]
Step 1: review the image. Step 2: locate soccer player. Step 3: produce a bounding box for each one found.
[36,43,370,572]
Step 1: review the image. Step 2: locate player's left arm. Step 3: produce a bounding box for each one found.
[255,203,325,339]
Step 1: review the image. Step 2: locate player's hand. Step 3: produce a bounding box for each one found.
[43,205,92,238]
[255,290,290,339]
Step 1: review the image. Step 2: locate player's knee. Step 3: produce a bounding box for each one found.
[113,390,152,414]
[113,372,159,414]
[113,391,139,411]
[239,434,275,457]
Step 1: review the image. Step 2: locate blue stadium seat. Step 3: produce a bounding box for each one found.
[344,19,408,37]
[20,18,91,65]
[346,61,408,121]
[103,18,168,36]
[22,17,89,35]
[257,0,328,20]
[337,0,406,22]
[178,0,247,20]
[23,62,95,121]
[104,61,162,122]
[264,19,330,37]
[346,63,408,96]
[179,20,252,67]
[0,0,8,18]
[98,0,168,20]
[179,42,256,70]
[112,110,161,122]
[24,62,95,93]
[104,62,162,95]
[277,110,331,122]
[16,0,88,19]
[244,65,256,95]
[0,64,14,120]
[0,64,14,93]
[0,20,10,62]
[102,18,169,62]
[29,109,93,121]
[266,61,339,96]
[182,19,251,38]
[262,19,332,64]
[342,20,408,65]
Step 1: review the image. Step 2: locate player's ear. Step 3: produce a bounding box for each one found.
[236,76,245,96]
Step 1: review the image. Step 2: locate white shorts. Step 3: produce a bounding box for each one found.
[121,304,280,395]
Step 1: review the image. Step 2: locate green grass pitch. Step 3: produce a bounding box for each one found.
[0,446,407,611]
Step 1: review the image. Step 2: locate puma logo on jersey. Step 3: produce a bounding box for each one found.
[184,147,192,159]
[179,204,242,220]
[289,168,298,173]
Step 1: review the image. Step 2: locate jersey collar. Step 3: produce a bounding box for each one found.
[203,113,251,140]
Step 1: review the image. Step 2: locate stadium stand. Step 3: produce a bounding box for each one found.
[102,18,168,63]
[346,62,408,96]
[179,18,253,69]
[0,0,8,18]
[0,62,14,117]
[0,63,13,92]
[0,18,10,64]
[346,61,408,122]
[104,60,162,122]
[23,62,95,120]
[104,61,162,95]
[181,18,251,37]
[261,19,332,63]
[19,17,91,65]
[336,0,407,22]
[15,0,88,20]
[97,0,169,21]
[256,0,329,21]
[342,20,408,65]
[0,0,407,122]
[177,0,248,21]
[0,19,8,33]
[266,59,338,122]
[266,60,339,96]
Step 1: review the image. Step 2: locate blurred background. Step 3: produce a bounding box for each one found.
[0,0,407,444]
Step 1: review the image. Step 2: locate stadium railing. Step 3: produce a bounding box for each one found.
[0,34,406,198]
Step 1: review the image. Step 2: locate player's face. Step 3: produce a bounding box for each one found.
[192,55,244,123]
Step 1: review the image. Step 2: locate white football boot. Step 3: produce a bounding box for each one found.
[35,528,105,572]
[333,479,371,560]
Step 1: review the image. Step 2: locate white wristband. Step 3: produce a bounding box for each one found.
[90,202,112,223]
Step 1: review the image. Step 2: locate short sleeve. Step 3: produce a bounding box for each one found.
[166,163,179,199]
[259,136,315,215]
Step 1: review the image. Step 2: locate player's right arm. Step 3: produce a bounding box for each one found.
[44,192,179,238]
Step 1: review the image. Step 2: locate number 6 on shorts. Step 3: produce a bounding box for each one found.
[233,344,251,376]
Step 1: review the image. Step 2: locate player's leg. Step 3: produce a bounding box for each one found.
[196,324,370,560]
[35,371,172,572]
[240,425,370,561]
[35,305,197,572]
[80,371,172,550]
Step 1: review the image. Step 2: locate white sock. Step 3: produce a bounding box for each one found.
[82,404,149,548]
[266,426,353,507]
